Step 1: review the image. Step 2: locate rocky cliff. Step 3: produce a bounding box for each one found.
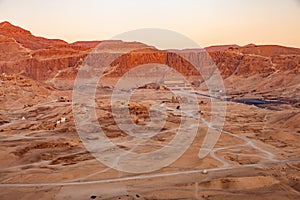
[0,21,299,100]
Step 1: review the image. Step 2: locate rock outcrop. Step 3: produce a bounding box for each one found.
[0,21,299,98]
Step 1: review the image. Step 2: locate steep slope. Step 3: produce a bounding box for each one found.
[0,21,68,50]
[0,21,91,81]
[0,21,299,102]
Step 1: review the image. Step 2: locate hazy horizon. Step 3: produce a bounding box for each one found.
[1,0,300,49]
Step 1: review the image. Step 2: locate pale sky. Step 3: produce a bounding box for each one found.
[0,0,300,48]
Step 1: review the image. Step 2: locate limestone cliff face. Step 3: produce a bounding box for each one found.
[0,21,90,80]
[108,46,300,79]
[0,21,300,83]
[108,50,202,77]
[209,46,300,77]
[0,55,87,80]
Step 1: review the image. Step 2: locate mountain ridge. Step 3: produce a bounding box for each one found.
[2,21,300,51]
[0,21,299,102]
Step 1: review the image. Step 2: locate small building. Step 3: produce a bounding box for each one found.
[163,80,191,90]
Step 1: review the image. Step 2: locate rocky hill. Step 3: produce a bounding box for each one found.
[0,21,300,200]
[0,21,299,102]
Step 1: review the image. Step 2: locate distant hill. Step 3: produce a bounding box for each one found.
[0,21,299,102]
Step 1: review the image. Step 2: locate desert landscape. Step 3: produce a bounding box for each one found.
[0,21,300,200]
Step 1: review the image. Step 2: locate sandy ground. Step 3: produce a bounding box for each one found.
[0,74,300,199]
